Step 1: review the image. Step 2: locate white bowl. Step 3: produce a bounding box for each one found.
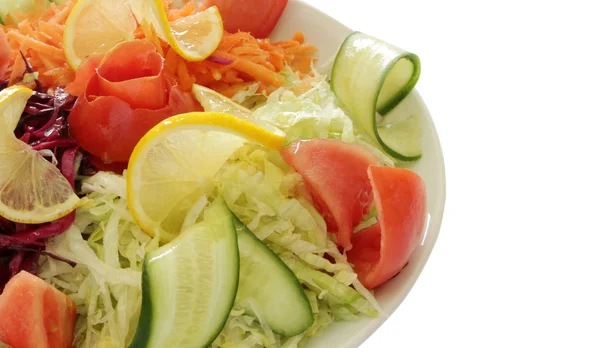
[270,1,447,347]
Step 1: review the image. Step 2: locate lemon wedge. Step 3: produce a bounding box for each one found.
[64,0,224,69]
[0,86,80,224]
[142,2,223,61]
[127,112,285,242]
[0,86,34,134]
[63,0,138,69]
[192,84,286,137]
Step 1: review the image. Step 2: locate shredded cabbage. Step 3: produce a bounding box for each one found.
[210,144,383,347]
[37,74,387,348]
[38,158,380,348]
[210,75,390,346]
[38,172,159,348]
[249,73,395,167]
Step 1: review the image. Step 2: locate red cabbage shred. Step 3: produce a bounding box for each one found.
[0,78,88,291]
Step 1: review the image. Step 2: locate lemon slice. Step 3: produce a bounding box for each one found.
[192,84,286,137]
[64,0,223,69]
[0,86,34,134]
[0,86,80,223]
[127,112,285,242]
[63,0,138,69]
[142,2,223,61]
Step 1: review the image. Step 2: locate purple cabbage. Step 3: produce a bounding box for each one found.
[0,58,86,291]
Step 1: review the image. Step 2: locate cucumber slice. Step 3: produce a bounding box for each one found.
[129,198,239,348]
[331,31,422,161]
[233,216,314,336]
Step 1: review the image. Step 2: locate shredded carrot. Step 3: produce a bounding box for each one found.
[1,0,316,98]
[1,0,76,88]
[8,43,27,85]
[176,57,196,91]
[158,29,317,97]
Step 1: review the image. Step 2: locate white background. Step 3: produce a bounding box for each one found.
[303,0,600,347]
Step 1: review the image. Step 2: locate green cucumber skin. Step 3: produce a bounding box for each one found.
[373,51,422,161]
[376,53,421,116]
[130,199,313,345]
[331,31,422,162]
[233,215,314,336]
[129,199,240,348]
[129,260,154,348]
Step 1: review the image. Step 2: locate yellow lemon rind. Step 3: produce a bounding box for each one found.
[126,111,285,241]
[149,0,223,61]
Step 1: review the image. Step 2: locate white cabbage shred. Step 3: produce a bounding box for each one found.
[38,75,386,348]
[209,143,382,348]
[39,172,160,348]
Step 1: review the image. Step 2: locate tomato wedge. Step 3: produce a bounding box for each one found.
[204,0,288,38]
[281,139,379,249]
[347,166,426,290]
[0,271,77,348]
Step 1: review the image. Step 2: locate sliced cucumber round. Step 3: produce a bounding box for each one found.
[129,198,239,348]
[233,216,314,336]
[331,31,422,161]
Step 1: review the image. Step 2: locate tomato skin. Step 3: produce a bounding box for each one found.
[67,40,199,164]
[0,271,77,348]
[87,155,128,174]
[43,284,77,348]
[347,166,427,290]
[64,54,103,97]
[96,41,167,110]
[69,76,196,163]
[205,0,289,38]
[280,139,379,249]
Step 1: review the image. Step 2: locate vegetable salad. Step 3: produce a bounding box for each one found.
[0,1,427,348]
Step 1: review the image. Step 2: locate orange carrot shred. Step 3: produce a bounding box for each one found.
[1,0,316,97]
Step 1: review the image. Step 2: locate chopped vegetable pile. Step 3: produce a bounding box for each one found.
[0,1,428,347]
[0,71,81,291]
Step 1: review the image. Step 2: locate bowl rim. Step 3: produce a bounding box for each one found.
[277,1,447,346]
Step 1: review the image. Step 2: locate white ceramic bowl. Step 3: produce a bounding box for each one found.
[269,1,446,347]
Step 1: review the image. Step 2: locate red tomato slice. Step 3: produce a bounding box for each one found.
[347,166,427,290]
[67,41,199,164]
[87,155,128,174]
[64,55,103,97]
[0,31,11,80]
[96,40,167,110]
[69,76,197,163]
[205,0,289,38]
[0,271,77,348]
[66,41,167,109]
[280,139,380,249]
